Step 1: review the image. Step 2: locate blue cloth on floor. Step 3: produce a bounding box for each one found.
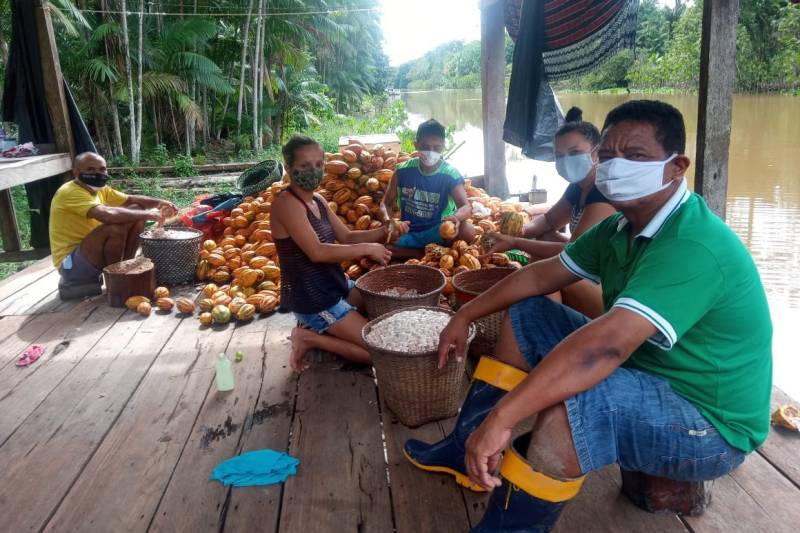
[210,449,299,487]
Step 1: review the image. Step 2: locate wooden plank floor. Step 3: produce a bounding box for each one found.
[1,261,799,532]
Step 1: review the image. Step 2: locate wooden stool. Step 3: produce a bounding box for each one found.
[620,469,713,516]
[102,256,156,308]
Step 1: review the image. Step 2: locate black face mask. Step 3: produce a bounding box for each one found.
[79,172,110,189]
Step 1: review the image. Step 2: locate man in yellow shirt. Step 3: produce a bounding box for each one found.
[50,152,177,299]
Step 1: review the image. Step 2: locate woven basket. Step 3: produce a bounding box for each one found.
[140,227,203,285]
[453,268,516,363]
[363,306,475,427]
[237,159,284,198]
[355,264,446,320]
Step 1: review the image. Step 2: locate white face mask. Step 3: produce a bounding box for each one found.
[595,154,678,202]
[555,153,594,184]
[419,150,442,167]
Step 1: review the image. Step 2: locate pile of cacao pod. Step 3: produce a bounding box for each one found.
[124,287,200,319]
[321,140,407,280]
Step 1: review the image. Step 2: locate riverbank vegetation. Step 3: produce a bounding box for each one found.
[393,0,800,95]
[0,0,405,167]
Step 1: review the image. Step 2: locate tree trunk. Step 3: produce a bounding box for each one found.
[135,0,144,163]
[236,0,255,135]
[153,102,160,147]
[252,0,265,151]
[258,1,268,147]
[119,0,138,163]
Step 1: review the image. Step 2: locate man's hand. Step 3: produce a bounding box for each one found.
[482,231,514,255]
[437,313,471,369]
[465,413,512,490]
[145,208,166,224]
[386,220,411,244]
[443,215,460,233]
[157,200,178,218]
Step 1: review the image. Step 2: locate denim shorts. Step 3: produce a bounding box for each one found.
[59,246,102,284]
[294,281,356,334]
[508,296,746,481]
[395,224,446,249]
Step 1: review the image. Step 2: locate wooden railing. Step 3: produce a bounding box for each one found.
[0,153,72,262]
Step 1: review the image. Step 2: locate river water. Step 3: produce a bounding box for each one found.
[403,89,800,399]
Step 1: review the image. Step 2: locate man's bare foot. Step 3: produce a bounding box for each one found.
[290,327,313,373]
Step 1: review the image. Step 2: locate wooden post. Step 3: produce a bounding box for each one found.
[0,189,23,252]
[695,0,739,219]
[480,0,508,200]
[34,0,75,161]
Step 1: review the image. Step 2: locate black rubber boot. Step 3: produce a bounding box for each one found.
[403,357,527,492]
[470,434,585,533]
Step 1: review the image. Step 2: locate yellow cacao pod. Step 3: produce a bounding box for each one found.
[262,265,281,281]
[439,221,458,240]
[249,256,268,269]
[258,295,279,313]
[199,298,214,312]
[324,160,349,175]
[125,296,150,311]
[342,150,358,163]
[355,215,372,230]
[203,283,218,297]
[137,301,152,317]
[229,297,247,315]
[195,259,210,280]
[199,312,213,326]
[175,297,195,314]
[375,169,394,182]
[239,268,260,288]
[154,286,170,299]
[459,254,481,270]
[333,188,352,206]
[499,211,525,237]
[237,303,256,321]
[207,253,226,267]
[212,270,231,284]
[156,297,174,311]
[439,255,455,270]
[491,253,510,266]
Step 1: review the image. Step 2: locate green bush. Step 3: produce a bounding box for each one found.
[173,154,196,177]
[151,143,170,166]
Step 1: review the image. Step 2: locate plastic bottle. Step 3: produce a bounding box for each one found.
[215,353,235,392]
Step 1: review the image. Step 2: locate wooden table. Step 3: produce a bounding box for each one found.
[0,153,71,261]
[0,259,799,532]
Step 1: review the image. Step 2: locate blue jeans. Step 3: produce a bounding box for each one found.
[508,296,746,481]
[294,280,356,334]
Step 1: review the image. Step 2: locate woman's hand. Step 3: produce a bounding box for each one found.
[362,243,392,265]
[465,413,512,490]
[437,313,471,369]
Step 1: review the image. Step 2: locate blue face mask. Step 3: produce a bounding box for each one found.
[555,153,594,184]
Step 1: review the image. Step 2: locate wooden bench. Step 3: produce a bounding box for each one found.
[621,470,713,516]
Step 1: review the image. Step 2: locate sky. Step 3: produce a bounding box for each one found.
[380,0,685,67]
[381,0,481,66]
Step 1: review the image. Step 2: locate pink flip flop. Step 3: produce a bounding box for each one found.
[16,345,45,367]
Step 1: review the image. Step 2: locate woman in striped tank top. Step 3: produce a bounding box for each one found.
[271,135,406,373]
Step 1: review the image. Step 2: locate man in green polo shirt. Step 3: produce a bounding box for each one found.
[402,100,772,532]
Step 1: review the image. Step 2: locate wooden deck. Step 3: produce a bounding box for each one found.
[1,258,799,533]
